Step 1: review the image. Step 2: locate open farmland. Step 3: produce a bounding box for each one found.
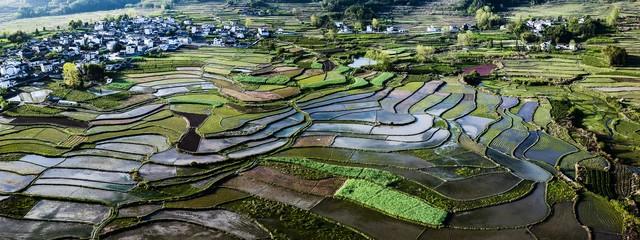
[0,47,613,237]
[0,0,639,239]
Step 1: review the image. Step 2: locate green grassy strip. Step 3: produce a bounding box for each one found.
[370,72,395,86]
[348,77,369,89]
[335,179,448,226]
[233,74,291,85]
[167,94,228,106]
[299,70,348,89]
[263,157,400,185]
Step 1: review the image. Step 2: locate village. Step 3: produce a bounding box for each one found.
[0,15,274,91]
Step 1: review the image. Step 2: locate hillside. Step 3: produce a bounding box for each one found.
[0,0,146,20]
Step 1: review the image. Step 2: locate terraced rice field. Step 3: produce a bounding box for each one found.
[0,56,607,238]
[499,57,587,85]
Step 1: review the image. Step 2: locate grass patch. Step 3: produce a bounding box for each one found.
[335,179,447,226]
[370,72,395,86]
[5,105,62,117]
[87,92,131,110]
[347,77,369,89]
[547,179,577,205]
[264,157,399,185]
[104,80,136,90]
[0,195,38,218]
[261,161,335,180]
[233,74,291,85]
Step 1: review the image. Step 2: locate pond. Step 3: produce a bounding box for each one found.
[348,57,377,68]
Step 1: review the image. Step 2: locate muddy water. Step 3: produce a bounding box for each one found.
[175,111,207,152]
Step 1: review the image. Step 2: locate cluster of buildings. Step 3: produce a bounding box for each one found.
[333,21,408,34]
[523,18,579,51]
[0,16,274,89]
[426,23,475,34]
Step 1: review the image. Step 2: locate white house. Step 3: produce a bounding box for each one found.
[125,45,136,55]
[0,65,21,76]
[426,25,441,33]
[144,38,154,48]
[106,41,118,51]
[94,22,105,31]
[338,25,352,34]
[178,37,192,45]
[386,26,397,34]
[258,27,270,38]
[540,41,552,51]
[527,19,552,34]
[0,79,16,89]
[212,38,224,47]
[366,25,374,33]
[448,25,460,33]
[40,64,54,73]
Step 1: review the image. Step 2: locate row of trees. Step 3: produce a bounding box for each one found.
[312,13,381,31]
[2,31,31,44]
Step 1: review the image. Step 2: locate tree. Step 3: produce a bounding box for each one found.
[7,31,30,43]
[521,32,539,43]
[63,63,82,89]
[509,15,529,49]
[45,51,60,60]
[354,22,363,32]
[344,4,365,20]
[325,29,336,42]
[372,18,380,31]
[462,70,482,85]
[83,64,106,83]
[602,46,627,67]
[69,20,84,29]
[607,5,620,27]
[457,31,474,46]
[544,24,571,44]
[365,49,391,70]
[0,97,7,111]
[0,88,6,111]
[310,15,319,27]
[475,6,500,30]
[244,17,253,27]
[415,45,435,63]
